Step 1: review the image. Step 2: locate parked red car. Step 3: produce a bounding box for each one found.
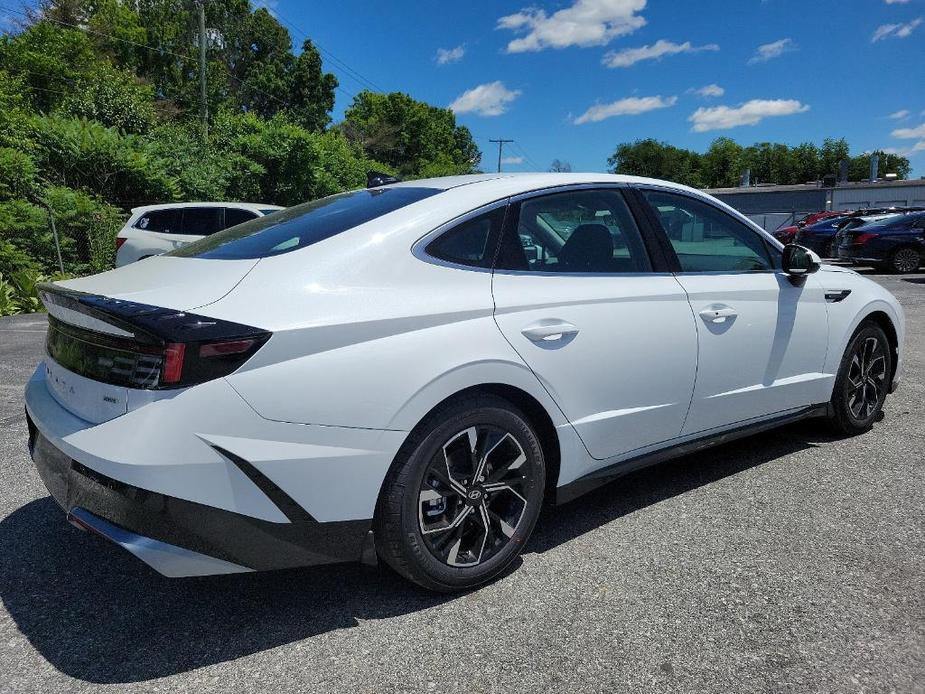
[773,211,848,244]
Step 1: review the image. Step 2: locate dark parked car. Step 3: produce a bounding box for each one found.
[773,211,847,244]
[835,211,925,273]
[794,216,853,257]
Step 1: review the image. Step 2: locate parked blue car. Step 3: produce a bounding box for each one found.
[793,216,851,257]
[835,211,925,273]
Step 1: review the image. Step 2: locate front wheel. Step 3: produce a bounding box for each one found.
[827,322,892,435]
[374,395,546,592]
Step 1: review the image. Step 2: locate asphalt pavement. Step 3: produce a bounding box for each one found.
[0,271,923,693]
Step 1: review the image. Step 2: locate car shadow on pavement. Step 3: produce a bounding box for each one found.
[527,421,828,554]
[0,421,831,684]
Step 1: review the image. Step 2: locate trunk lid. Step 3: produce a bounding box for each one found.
[56,255,260,311]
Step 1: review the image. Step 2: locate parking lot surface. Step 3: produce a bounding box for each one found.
[1,271,923,694]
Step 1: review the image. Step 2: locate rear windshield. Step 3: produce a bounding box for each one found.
[170,187,440,260]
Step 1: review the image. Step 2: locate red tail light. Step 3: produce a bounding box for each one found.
[161,343,187,384]
[115,237,127,251]
[854,233,877,245]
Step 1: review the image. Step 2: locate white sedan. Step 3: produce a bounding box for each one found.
[25,173,904,591]
[114,202,284,266]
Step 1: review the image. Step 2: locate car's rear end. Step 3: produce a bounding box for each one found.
[835,214,924,270]
[23,256,397,576]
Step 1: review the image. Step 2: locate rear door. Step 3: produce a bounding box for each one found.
[490,186,698,461]
[637,187,830,435]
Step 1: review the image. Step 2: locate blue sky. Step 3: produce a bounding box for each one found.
[265,0,925,176]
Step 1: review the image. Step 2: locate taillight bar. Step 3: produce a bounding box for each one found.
[38,283,271,389]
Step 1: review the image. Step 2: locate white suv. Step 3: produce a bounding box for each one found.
[115,202,284,267]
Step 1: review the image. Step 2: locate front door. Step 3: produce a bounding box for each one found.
[639,188,830,435]
[491,187,698,462]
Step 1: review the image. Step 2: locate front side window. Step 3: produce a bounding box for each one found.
[181,207,224,236]
[171,187,441,260]
[642,190,772,273]
[495,189,651,273]
[135,209,180,234]
[425,206,506,268]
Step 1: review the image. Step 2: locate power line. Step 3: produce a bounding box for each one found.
[511,141,543,171]
[266,10,374,101]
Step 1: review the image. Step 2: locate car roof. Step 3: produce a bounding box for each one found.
[386,172,696,192]
[130,202,284,214]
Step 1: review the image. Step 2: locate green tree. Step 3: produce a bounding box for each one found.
[343,90,481,177]
[607,139,703,187]
[820,137,850,177]
[701,137,743,188]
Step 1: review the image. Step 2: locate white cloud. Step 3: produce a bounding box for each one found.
[892,123,925,139]
[871,17,922,41]
[574,95,677,124]
[435,45,465,65]
[449,81,522,116]
[692,83,725,98]
[688,99,810,132]
[500,156,525,165]
[602,39,719,68]
[748,38,797,64]
[885,0,910,4]
[497,0,647,53]
[883,141,925,156]
[888,109,910,119]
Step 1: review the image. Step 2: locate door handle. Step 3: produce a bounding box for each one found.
[698,306,737,323]
[521,321,580,342]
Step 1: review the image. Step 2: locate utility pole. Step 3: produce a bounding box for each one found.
[489,138,514,173]
[197,0,208,139]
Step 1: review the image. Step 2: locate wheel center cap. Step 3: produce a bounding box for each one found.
[466,488,483,502]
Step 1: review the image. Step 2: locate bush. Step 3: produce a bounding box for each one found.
[0,199,52,270]
[44,186,124,274]
[30,114,179,204]
[0,147,37,200]
[0,273,20,316]
[0,238,39,277]
[58,63,156,134]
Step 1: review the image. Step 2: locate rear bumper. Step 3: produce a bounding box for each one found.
[28,421,373,576]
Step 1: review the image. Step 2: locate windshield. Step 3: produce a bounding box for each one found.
[170,187,440,260]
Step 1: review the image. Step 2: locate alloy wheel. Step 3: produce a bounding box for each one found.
[892,248,920,274]
[846,336,887,420]
[418,425,531,568]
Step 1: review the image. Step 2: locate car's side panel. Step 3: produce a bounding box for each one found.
[491,272,698,461]
[814,267,906,390]
[674,271,832,435]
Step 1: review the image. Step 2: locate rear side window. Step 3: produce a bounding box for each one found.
[425,206,506,268]
[135,209,181,233]
[495,189,652,273]
[181,207,224,236]
[224,207,259,228]
[171,187,441,260]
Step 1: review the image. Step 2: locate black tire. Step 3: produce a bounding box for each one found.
[888,246,921,274]
[827,321,892,435]
[374,394,546,592]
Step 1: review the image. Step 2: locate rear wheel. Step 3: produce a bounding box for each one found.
[827,322,891,435]
[888,246,921,274]
[374,395,546,592]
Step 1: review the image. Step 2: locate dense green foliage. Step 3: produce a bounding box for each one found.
[609,137,911,188]
[0,0,482,315]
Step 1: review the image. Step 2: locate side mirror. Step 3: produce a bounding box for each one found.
[782,244,821,282]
